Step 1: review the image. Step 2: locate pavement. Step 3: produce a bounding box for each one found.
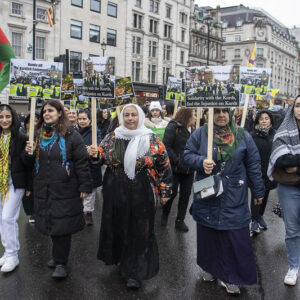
[0,189,300,300]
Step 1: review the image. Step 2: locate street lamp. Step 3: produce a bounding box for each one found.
[101,39,107,56]
[203,15,214,66]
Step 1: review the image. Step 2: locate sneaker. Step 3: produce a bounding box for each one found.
[258,216,267,230]
[202,271,215,282]
[284,268,298,286]
[1,256,19,272]
[127,278,141,289]
[47,258,56,268]
[84,212,93,226]
[0,254,6,267]
[175,219,189,232]
[250,220,260,236]
[220,281,240,294]
[29,215,36,223]
[161,213,168,226]
[52,264,68,279]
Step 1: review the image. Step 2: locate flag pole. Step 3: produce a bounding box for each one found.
[32,0,36,60]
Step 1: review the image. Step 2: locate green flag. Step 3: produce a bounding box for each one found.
[0,27,15,93]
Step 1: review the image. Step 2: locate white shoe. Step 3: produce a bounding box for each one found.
[284,268,298,286]
[1,256,19,272]
[0,254,6,267]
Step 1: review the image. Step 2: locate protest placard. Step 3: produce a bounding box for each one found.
[61,74,75,100]
[185,65,240,108]
[82,57,115,99]
[9,59,63,100]
[166,77,183,101]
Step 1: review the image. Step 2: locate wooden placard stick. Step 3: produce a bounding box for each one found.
[207,107,214,161]
[91,97,97,157]
[241,94,250,128]
[28,97,36,155]
[116,106,121,125]
[172,100,179,118]
[196,108,203,129]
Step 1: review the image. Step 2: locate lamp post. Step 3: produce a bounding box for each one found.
[203,16,213,66]
[101,39,107,56]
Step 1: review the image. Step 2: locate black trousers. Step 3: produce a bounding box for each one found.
[251,190,270,221]
[51,234,72,265]
[162,172,194,221]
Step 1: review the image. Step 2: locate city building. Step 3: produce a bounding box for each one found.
[188,3,223,67]
[220,4,299,100]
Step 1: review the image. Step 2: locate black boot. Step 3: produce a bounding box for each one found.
[47,258,56,268]
[84,212,93,226]
[52,264,68,279]
[175,219,189,232]
[127,278,141,289]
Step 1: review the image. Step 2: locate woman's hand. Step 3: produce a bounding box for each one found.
[86,145,98,157]
[80,192,89,199]
[286,167,297,173]
[203,159,216,175]
[25,141,36,155]
[160,197,170,205]
[25,191,31,197]
[254,198,263,205]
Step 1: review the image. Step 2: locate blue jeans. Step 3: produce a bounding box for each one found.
[277,184,300,269]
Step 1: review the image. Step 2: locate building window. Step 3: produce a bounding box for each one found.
[36,8,46,21]
[70,51,82,72]
[136,0,141,8]
[180,12,187,24]
[235,35,241,42]
[12,2,23,15]
[148,64,156,83]
[181,29,185,42]
[257,48,264,57]
[164,24,172,38]
[257,63,264,68]
[166,5,171,18]
[221,50,226,59]
[150,0,159,13]
[181,0,186,4]
[180,51,184,64]
[148,41,157,58]
[163,67,170,84]
[234,49,240,58]
[132,36,142,54]
[70,20,82,39]
[89,54,99,57]
[149,19,158,34]
[11,32,22,57]
[36,37,45,60]
[163,45,171,60]
[90,0,100,12]
[180,71,184,78]
[71,0,83,8]
[132,61,141,81]
[107,2,117,17]
[133,14,142,29]
[107,29,117,46]
[90,24,100,43]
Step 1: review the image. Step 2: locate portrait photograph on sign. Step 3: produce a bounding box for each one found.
[61,74,75,100]
[166,77,183,101]
[82,56,115,98]
[185,65,240,108]
[240,67,271,96]
[9,59,63,100]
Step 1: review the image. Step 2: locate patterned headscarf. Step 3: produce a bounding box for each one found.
[0,131,11,203]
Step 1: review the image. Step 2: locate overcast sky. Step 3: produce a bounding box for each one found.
[195,0,300,28]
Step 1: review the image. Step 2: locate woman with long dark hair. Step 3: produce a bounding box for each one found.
[97,108,111,138]
[0,104,28,273]
[25,100,92,279]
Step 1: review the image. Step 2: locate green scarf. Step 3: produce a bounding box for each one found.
[205,110,244,162]
[0,131,11,203]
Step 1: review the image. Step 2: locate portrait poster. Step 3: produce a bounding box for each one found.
[82,56,115,99]
[9,59,63,100]
[185,65,240,108]
[240,67,271,96]
[166,77,183,101]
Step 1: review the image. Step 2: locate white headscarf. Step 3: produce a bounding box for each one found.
[115,104,153,180]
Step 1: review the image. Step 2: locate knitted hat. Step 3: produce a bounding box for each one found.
[149,101,162,111]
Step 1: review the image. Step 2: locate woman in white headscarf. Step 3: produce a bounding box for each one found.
[89,104,172,289]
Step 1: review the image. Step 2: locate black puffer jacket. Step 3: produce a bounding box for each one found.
[163,120,194,175]
[25,128,92,236]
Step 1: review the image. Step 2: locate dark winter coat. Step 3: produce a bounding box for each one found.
[79,126,102,188]
[25,128,92,236]
[184,127,265,230]
[97,119,110,139]
[163,120,194,175]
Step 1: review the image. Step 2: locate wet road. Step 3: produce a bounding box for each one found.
[0,189,299,300]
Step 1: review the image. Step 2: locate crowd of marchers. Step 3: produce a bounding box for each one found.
[0,96,299,295]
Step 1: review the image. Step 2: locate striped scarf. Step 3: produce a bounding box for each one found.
[267,107,300,180]
[0,131,11,203]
